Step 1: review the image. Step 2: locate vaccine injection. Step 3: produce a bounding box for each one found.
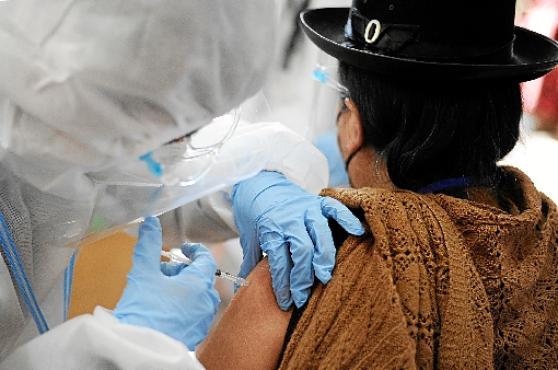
[161,248,248,287]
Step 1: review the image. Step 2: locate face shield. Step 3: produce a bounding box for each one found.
[308,54,352,188]
[309,52,349,137]
[88,109,241,188]
[0,92,275,250]
[77,109,239,243]
[80,94,278,247]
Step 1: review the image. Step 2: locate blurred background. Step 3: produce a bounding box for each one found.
[69,0,558,322]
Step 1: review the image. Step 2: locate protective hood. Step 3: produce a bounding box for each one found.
[0,0,276,199]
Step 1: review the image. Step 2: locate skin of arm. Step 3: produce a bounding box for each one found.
[197,259,293,370]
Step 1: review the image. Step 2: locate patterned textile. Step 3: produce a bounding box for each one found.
[279,167,558,369]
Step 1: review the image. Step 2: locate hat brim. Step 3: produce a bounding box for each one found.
[301,8,558,82]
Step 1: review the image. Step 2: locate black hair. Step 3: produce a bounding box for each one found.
[338,62,522,192]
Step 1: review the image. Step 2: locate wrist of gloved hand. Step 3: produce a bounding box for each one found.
[114,217,220,350]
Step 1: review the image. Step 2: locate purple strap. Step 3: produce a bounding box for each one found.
[417,177,472,194]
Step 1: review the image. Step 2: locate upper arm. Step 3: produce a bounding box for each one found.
[197,259,293,370]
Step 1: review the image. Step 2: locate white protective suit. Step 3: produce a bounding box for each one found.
[0,1,328,369]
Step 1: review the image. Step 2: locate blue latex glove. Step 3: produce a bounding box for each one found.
[114,217,220,350]
[314,130,349,187]
[232,171,365,310]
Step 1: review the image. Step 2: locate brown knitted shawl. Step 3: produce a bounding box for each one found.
[279,168,558,369]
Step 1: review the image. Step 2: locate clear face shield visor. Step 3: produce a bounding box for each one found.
[78,98,277,246]
[88,109,241,188]
[28,93,272,248]
[0,89,270,251]
[58,109,237,244]
[309,53,350,137]
[27,108,233,247]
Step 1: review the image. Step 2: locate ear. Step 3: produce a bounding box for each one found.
[339,98,365,159]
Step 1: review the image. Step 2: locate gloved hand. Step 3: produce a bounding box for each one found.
[114,217,220,350]
[314,130,349,187]
[232,171,365,310]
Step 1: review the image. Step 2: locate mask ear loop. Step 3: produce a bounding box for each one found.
[344,144,362,172]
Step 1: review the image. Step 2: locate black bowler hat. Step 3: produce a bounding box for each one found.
[300,0,558,81]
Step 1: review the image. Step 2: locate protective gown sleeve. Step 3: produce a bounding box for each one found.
[0,307,204,370]
[160,121,329,244]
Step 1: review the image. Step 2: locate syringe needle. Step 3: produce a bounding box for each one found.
[160,249,248,287]
[215,269,249,287]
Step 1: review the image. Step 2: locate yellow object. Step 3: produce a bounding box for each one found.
[68,232,136,319]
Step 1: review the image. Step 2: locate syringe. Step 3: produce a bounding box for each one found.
[161,248,248,287]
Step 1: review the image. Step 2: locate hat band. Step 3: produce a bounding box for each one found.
[346,9,514,63]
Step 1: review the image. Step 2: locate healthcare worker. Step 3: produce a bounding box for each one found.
[0,0,364,368]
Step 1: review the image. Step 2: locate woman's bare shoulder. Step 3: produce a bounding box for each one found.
[197,259,293,370]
